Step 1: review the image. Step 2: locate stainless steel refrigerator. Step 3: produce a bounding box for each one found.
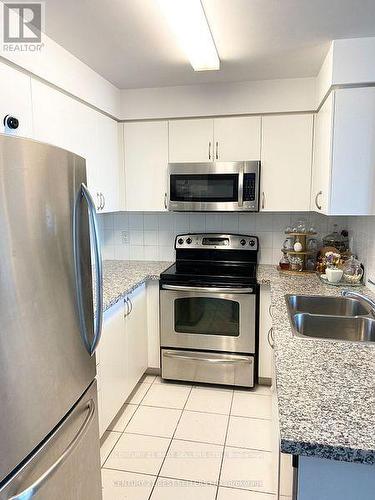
[0,134,103,499]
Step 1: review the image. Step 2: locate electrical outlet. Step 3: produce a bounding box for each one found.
[121,231,129,245]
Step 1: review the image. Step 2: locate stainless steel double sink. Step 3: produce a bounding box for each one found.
[286,295,375,342]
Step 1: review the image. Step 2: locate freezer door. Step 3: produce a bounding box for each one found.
[0,381,101,500]
[0,135,97,483]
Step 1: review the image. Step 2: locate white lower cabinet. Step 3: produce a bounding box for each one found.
[97,284,148,437]
[126,284,148,391]
[259,285,273,382]
[98,299,128,436]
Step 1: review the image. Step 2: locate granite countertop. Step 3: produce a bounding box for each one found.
[258,264,375,464]
[102,260,172,311]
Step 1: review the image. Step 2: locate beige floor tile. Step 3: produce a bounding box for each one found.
[226,416,274,451]
[253,385,272,395]
[101,469,156,500]
[217,486,276,499]
[126,405,182,438]
[127,382,151,404]
[231,393,272,419]
[151,477,217,500]
[153,376,192,388]
[108,404,138,432]
[185,386,233,414]
[220,447,278,494]
[141,383,191,409]
[160,439,223,484]
[105,432,170,475]
[100,431,122,466]
[175,410,228,445]
[142,375,157,385]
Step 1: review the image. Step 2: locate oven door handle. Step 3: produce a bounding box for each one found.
[163,351,251,364]
[161,284,253,294]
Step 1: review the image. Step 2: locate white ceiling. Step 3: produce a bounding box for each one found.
[42,0,375,89]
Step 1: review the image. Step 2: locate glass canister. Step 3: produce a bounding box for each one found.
[343,256,364,284]
[289,255,303,272]
[323,225,347,252]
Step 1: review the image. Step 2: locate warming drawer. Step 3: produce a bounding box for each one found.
[161,349,254,387]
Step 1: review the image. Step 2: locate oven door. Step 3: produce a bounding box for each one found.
[160,285,256,353]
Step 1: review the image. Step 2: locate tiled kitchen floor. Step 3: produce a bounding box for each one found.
[100,376,282,500]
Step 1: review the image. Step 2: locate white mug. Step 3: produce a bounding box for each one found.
[326,268,343,283]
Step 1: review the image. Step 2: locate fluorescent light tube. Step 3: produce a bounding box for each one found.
[158,0,220,71]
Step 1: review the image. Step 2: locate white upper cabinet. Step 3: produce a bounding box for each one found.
[312,87,375,215]
[0,62,33,138]
[168,118,214,163]
[311,93,333,214]
[31,80,120,212]
[213,116,261,161]
[124,121,168,211]
[261,114,313,212]
[168,117,261,163]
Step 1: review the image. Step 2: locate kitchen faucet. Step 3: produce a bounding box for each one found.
[341,290,375,313]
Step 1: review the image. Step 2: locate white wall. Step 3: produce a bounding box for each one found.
[98,211,347,265]
[119,77,316,120]
[347,216,375,286]
[0,31,120,117]
[332,37,375,86]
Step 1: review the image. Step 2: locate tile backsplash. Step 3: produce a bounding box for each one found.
[347,216,375,283]
[99,212,348,265]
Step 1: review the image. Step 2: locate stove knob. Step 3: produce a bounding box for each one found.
[240,239,246,246]
[249,240,255,247]
[186,237,192,244]
[177,238,184,245]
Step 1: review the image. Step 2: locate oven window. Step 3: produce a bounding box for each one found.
[170,174,238,202]
[174,297,240,336]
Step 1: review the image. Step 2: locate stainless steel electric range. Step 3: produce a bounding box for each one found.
[159,233,259,388]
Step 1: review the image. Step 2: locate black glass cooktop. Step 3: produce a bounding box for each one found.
[160,260,257,286]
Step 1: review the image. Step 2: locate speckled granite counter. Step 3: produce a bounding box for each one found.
[257,264,375,464]
[103,260,172,311]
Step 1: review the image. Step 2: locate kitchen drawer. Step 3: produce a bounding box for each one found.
[161,349,254,387]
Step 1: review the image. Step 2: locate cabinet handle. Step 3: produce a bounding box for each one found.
[96,192,101,211]
[101,193,105,210]
[124,297,130,317]
[215,141,219,160]
[128,297,133,315]
[268,303,273,319]
[267,327,275,349]
[261,192,265,209]
[315,191,322,210]
[164,192,168,210]
[208,141,211,160]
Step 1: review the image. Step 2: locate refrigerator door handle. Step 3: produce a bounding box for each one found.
[8,399,96,500]
[73,183,103,356]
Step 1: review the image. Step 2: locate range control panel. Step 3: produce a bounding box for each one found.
[175,233,258,251]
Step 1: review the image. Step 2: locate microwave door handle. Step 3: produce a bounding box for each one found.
[238,169,244,207]
[162,284,253,294]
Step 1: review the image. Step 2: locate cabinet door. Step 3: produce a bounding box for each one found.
[311,94,333,214]
[169,119,214,163]
[0,63,33,138]
[127,284,148,392]
[330,87,375,215]
[31,80,99,206]
[94,113,120,213]
[261,114,313,212]
[214,116,261,161]
[259,285,273,381]
[99,300,128,434]
[124,121,168,211]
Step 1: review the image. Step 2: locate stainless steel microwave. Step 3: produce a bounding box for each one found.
[167,161,260,212]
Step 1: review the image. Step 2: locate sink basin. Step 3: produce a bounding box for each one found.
[287,294,372,316]
[293,313,375,342]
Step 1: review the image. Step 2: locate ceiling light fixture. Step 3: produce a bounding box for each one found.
[157,0,220,71]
